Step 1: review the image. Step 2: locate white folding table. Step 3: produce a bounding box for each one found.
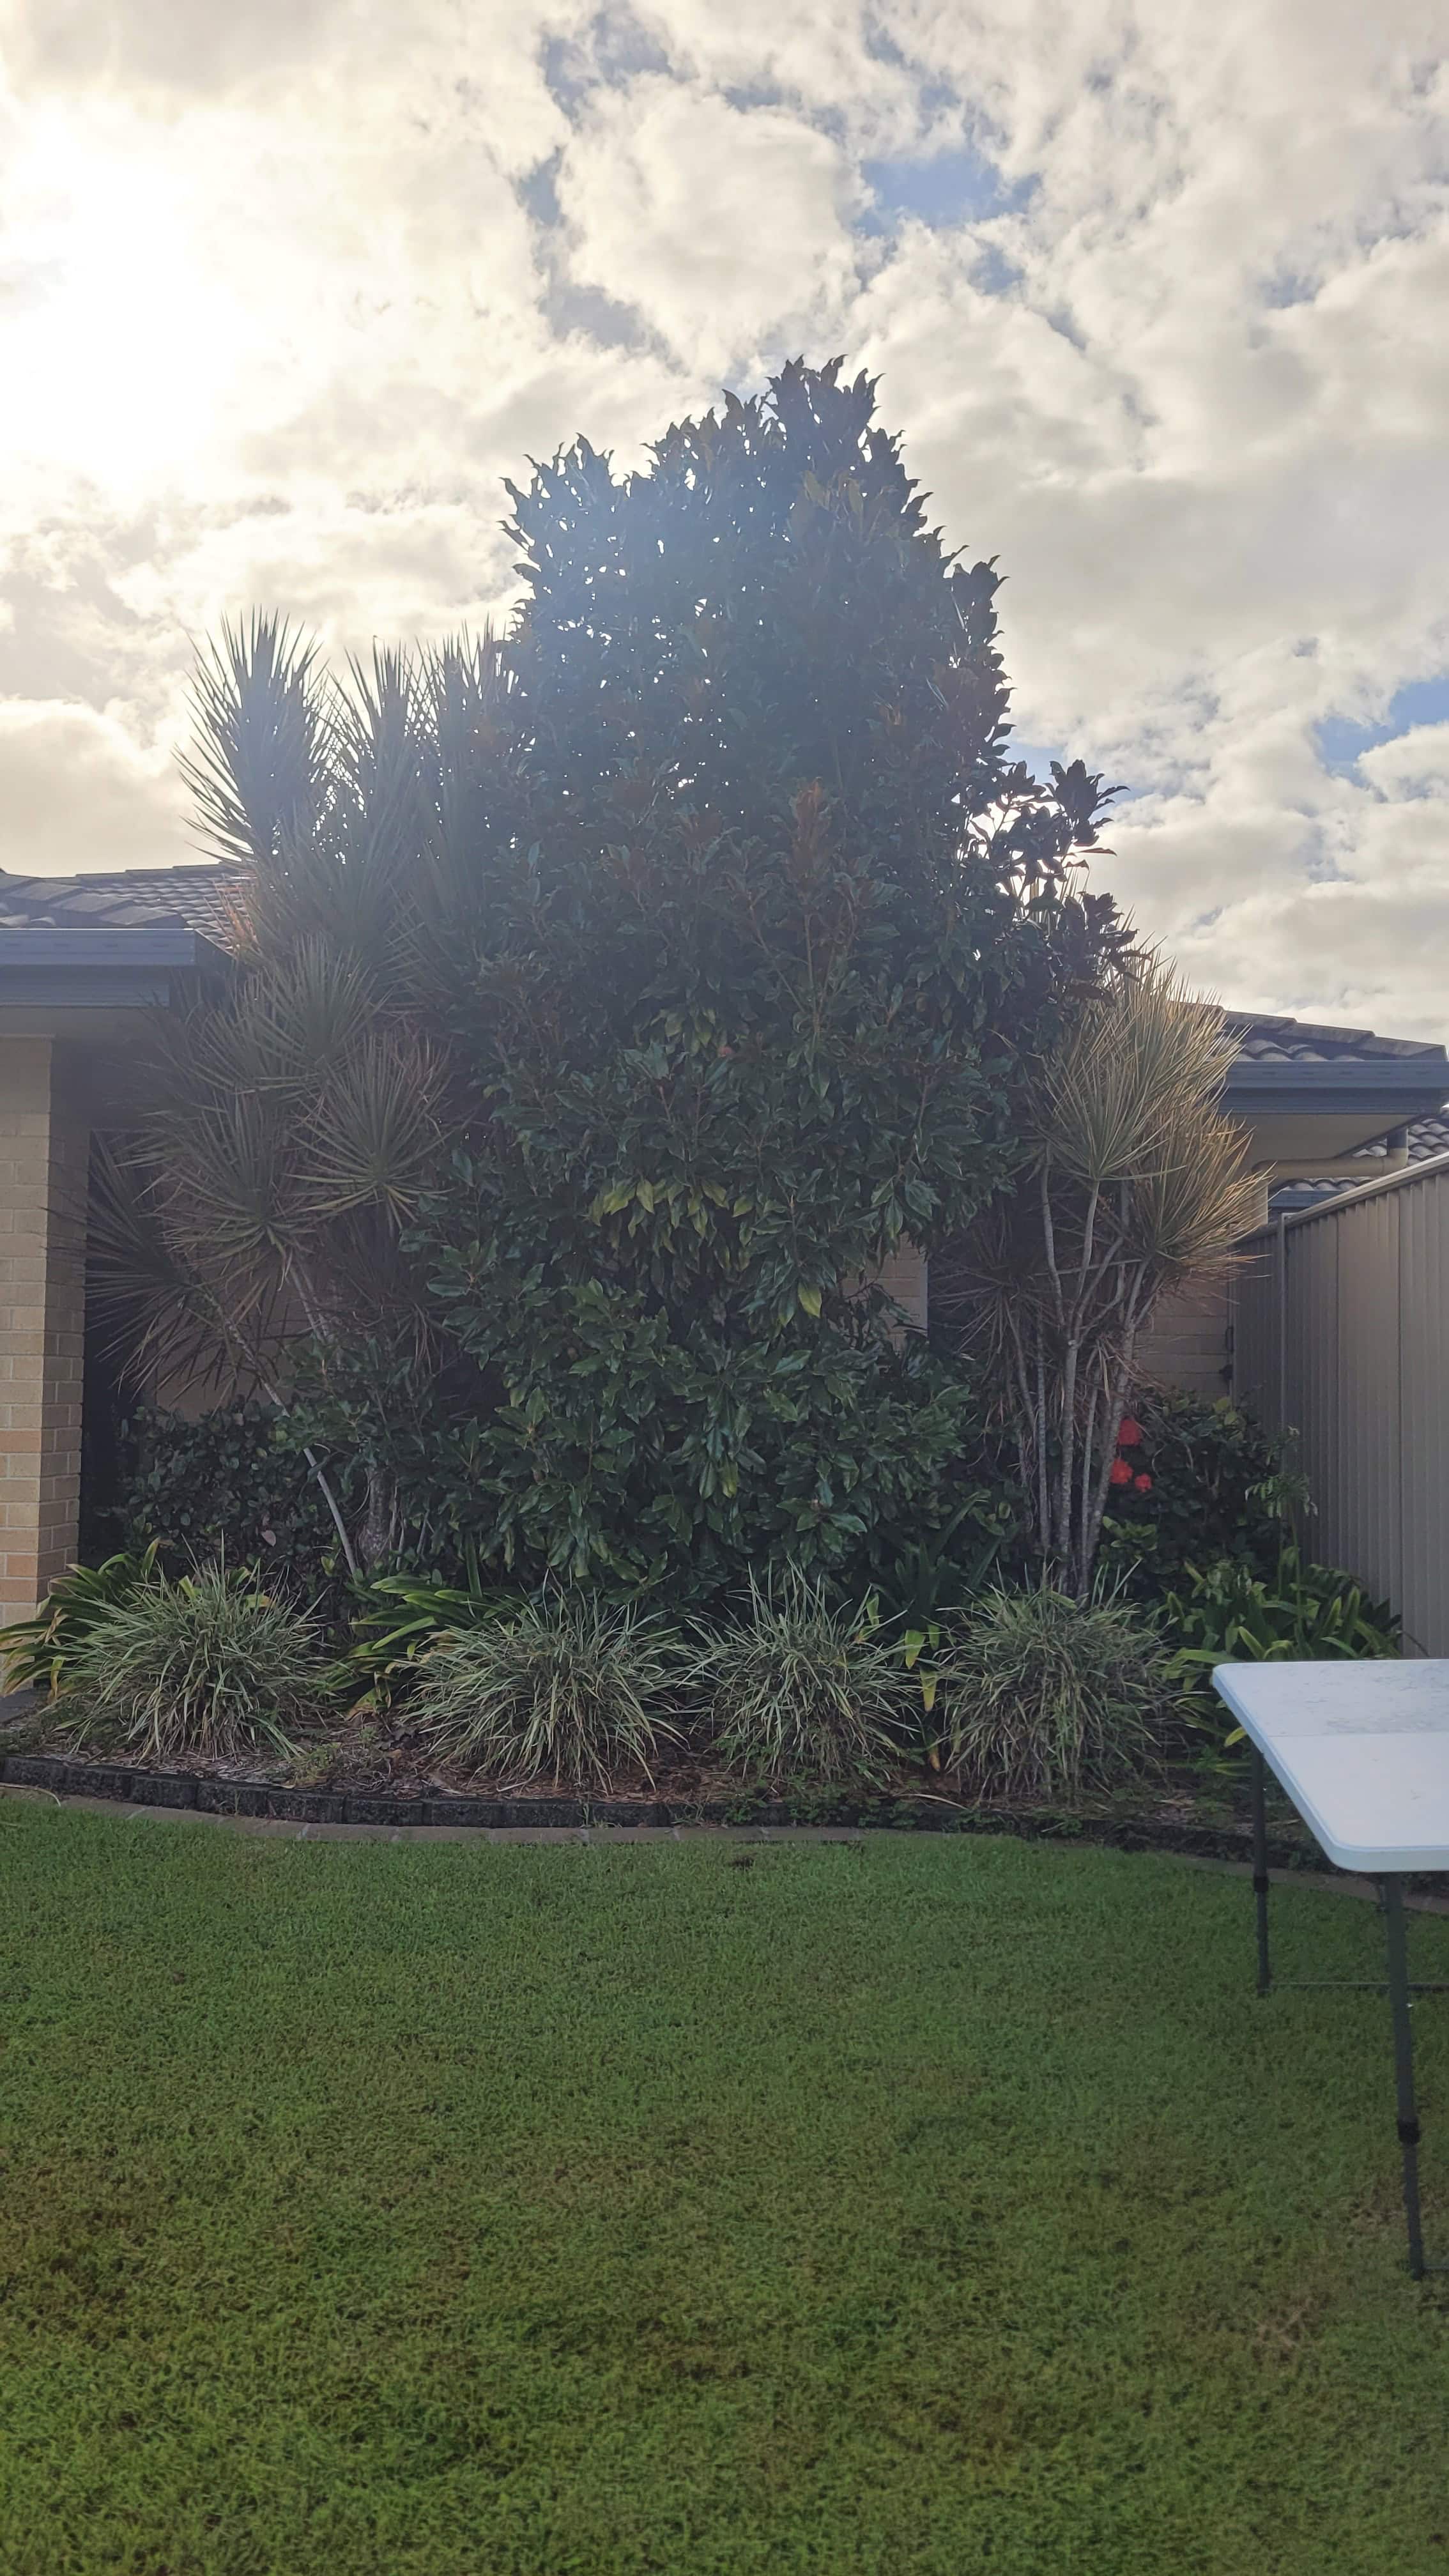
[1212,1659,1449,2278]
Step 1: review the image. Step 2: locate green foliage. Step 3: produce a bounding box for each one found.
[862,1482,1022,1751]
[1163,1547,1400,1707]
[417,368,1122,1604]
[866,1482,1020,1629]
[105,362,1125,1607]
[346,1554,516,1697]
[61,1563,333,1764]
[411,1594,681,1788]
[421,1244,989,1603]
[121,1402,355,1598]
[938,969,1263,1598]
[1101,1393,1294,1593]
[691,1568,914,1784]
[0,1543,161,1696]
[944,1584,1179,1800]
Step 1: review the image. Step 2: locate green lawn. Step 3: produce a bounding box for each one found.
[1,1808,1446,2575]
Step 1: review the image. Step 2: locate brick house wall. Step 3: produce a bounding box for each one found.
[0,1039,88,1618]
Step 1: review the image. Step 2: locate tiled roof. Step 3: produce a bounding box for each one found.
[1271,1112,1449,1211]
[0,864,243,941]
[1222,1009,1445,1065]
[0,870,1443,1111]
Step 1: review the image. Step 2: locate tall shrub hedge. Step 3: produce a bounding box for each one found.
[101,361,1127,1608]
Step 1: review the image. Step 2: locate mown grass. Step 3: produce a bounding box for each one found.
[1,1804,1446,2575]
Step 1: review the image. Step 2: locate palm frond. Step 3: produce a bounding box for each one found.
[179,612,335,869]
[86,1140,245,1392]
[302,1032,444,1223]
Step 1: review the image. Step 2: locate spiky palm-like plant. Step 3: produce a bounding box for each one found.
[89,618,518,1576]
[937,962,1263,1597]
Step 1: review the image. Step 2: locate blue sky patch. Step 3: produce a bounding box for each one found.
[860,144,1023,234]
[541,10,669,118]
[1315,674,1449,774]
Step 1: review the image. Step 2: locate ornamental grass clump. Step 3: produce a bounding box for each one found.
[693,1569,914,1784]
[63,1563,330,1765]
[944,1584,1179,1803]
[412,1595,681,1789]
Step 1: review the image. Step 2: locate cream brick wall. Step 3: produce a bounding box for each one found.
[877,1242,928,1334]
[0,1039,88,1619]
[1134,1275,1232,1399]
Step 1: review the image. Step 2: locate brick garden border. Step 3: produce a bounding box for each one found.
[0,1745,1330,1871]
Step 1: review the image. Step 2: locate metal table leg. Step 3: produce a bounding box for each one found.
[1251,1743,1272,1994]
[1381,1877,1438,2279]
[1248,1772,1444,2276]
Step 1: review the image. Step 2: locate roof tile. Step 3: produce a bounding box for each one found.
[0,864,242,942]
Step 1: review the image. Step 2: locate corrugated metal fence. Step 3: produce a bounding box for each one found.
[1230,1151,1449,1654]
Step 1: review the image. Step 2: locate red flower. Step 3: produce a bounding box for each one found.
[1133,1472,1153,1493]
[1117,1416,1143,1448]
[1108,1457,1133,1487]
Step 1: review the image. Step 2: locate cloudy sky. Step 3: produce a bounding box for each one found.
[1,1,1446,1034]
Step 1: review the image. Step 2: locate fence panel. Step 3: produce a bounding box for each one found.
[1323,1186,1400,1610]
[1398,1176,1449,1655]
[1228,1157,1449,1655]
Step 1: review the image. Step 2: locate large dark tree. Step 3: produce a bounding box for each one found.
[100,360,1126,1600]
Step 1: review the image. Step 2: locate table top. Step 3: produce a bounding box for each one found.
[1212,1660,1449,1872]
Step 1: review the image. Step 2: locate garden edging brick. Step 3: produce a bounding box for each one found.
[0,1747,1322,1869]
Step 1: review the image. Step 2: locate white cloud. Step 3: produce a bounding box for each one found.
[1360,723,1449,800]
[0,0,1446,1043]
[553,78,864,375]
[0,698,189,873]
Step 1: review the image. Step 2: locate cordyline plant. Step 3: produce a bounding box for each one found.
[88,623,507,1577]
[938,963,1263,1598]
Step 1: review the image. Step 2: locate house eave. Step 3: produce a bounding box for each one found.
[0,926,229,1014]
[1223,1058,1449,1121]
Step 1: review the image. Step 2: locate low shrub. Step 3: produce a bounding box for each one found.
[413,1595,681,1788]
[0,1543,161,1696]
[1163,1546,1399,1687]
[693,1569,914,1785]
[62,1563,332,1765]
[122,1403,356,1598]
[944,1585,1179,1801]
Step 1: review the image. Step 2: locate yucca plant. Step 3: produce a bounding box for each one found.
[938,961,1264,1597]
[0,1543,162,1696]
[691,1568,915,1784]
[62,1563,332,1765]
[944,1583,1179,1802]
[413,1594,681,1788]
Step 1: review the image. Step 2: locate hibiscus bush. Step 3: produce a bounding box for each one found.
[1100,1392,1292,1595]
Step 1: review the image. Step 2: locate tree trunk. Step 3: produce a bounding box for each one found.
[360,1461,397,1574]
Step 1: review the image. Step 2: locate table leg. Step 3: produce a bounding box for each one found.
[1381,1877,1427,2281]
[1251,1743,1271,1995]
